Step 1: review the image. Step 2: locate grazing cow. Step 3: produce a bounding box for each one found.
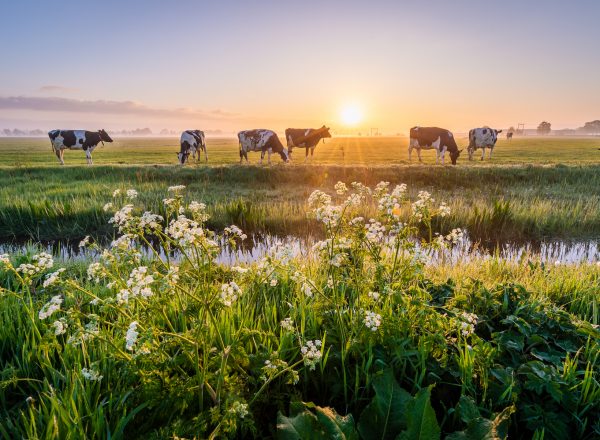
[178,130,207,164]
[238,129,289,164]
[285,125,331,161]
[409,126,462,165]
[468,127,502,160]
[506,132,513,141]
[48,129,113,165]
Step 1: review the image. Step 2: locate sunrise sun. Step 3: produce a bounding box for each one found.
[340,104,363,126]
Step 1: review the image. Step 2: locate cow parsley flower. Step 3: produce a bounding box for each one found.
[438,202,451,217]
[220,281,242,307]
[109,204,134,231]
[308,190,332,208]
[167,215,205,247]
[39,295,63,320]
[163,198,175,207]
[103,202,113,212]
[33,252,54,270]
[301,282,313,297]
[139,211,163,232]
[368,291,381,301]
[280,317,294,332]
[301,340,323,370]
[52,319,68,335]
[334,181,348,195]
[81,368,103,382]
[446,228,464,244]
[125,321,139,351]
[459,312,478,337]
[125,266,154,299]
[112,189,121,198]
[188,201,210,222]
[0,253,10,266]
[224,224,247,241]
[364,310,382,331]
[126,189,138,199]
[269,278,278,287]
[229,401,249,419]
[43,268,66,288]
[87,262,106,282]
[168,185,186,193]
[78,236,90,248]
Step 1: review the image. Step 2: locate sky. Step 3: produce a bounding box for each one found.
[1,0,599,134]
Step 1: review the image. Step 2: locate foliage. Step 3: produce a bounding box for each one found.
[0,182,598,439]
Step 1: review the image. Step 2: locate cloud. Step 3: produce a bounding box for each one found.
[0,96,240,121]
[38,85,79,94]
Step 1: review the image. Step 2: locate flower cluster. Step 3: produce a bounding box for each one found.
[280,317,294,332]
[125,321,139,351]
[81,367,103,382]
[139,211,163,232]
[16,252,54,277]
[188,201,210,222]
[39,295,63,320]
[220,281,242,307]
[168,185,186,193]
[43,268,66,288]
[167,215,206,247]
[52,318,68,335]
[307,190,332,208]
[300,340,322,370]
[229,401,249,419]
[109,204,134,232]
[117,266,154,303]
[364,310,382,331]
[459,312,478,337]
[224,225,247,241]
[334,181,348,195]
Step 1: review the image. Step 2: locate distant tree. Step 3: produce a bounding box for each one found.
[580,120,600,134]
[2,129,10,136]
[537,121,551,135]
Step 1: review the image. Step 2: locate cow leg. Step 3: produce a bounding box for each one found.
[408,146,412,161]
[481,147,485,161]
[85,150,93,165]
[489,147,493,160]
[55,149,62,164]
[440,147,447,165]
[267,149,272,165]
[260,150,265,164]
[204,146,208,163]
[417,148,422,162]
[311,147,315,157]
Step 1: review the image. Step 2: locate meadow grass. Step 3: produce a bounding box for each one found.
[0,183,598,439]
[0,156,599,242]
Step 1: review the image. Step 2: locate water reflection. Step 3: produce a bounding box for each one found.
[0,235,598,265]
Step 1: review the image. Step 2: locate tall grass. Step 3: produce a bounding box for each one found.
[0,183,598,439]
[1,164,600,242]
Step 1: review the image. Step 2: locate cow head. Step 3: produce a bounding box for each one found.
[450,149,462,165]
[177,151,190,165]
[99,129,113,143]
[280,147,290,163]
[495,129,503,135]
[321,125,332,142]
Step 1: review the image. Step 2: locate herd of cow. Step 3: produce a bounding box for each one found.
[47,125,504,166]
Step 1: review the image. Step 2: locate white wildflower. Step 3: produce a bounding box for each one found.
[39,295,63,320]
[301,282,313,297]
[438,202,451,217]
[103,202,113,212]
[52,319,68,335]
[168,185,186,193]
[300,340,323,370]
[307,190,332,208]
[368,291,380,301]
[229,401,249,419]
[126,189,138,199]
[139,211,163,232]
[0,254,10,265]
[43,268,65,288]
[108,204,134,231]
[81,368,103,382]
[270,278,278,287]
[220,281,242,307]
[224,224,247,241]
[334,181,348,195]
[280,318,294,332]
[364,310,382,331]
[125,321,139,351]
[112,189,121,198]
[78,236,90,248]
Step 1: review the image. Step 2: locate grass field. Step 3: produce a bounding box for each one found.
[2,135,600,166]
[1,136,600,242]
[1,140,599,438]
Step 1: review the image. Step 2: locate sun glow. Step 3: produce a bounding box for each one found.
[340,105,363,126]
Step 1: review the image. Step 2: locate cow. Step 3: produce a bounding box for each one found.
[48,129,113,165]
[178,130,207,164]
[285,125,331,161]
[468,127,502,160]
[238,129,289,164]
[506,132,513,141]
[408,126,462,165]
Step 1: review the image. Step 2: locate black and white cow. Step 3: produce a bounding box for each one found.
[468,127,502,160]
[409,126,462,165]
[48,129,113,165]
[285,125,331,161]
[178,130,207,164]
[238,129,289,164]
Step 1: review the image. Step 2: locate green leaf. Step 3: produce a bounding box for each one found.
[358,369,412,440]
[397,386,440,440]
[446,405,515,440]
[277,402,358,440]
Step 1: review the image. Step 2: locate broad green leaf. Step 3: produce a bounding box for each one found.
[277,402,358,440]
[446,405,515,440]
[358,369,412,440]
[397,386,440,440]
